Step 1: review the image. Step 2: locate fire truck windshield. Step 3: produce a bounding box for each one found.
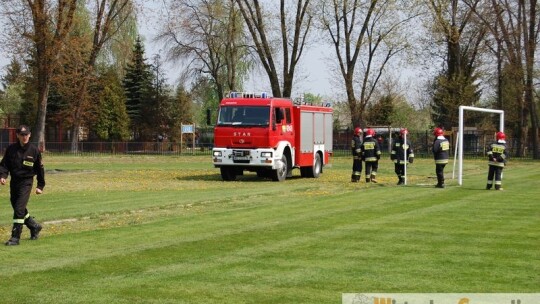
[217,106,270,127]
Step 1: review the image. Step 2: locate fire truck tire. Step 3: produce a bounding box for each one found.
[220,167,237,181]
[272,155,288,182]
[301,153,322,178]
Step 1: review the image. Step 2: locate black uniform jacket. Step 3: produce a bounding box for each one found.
[361,136,381,162]
[432,136,450,164]
[0,142,45,189]
[487,140,507,167]
[391,138,414,164]
[351,135,362,158]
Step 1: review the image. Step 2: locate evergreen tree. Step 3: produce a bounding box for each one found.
[0,58,26,117]
[1,58,24,90]
[367,95,394,126]
[123,37,154,140]
[164,85,193,141]
[431,69,481,129]
[94,68,130,141]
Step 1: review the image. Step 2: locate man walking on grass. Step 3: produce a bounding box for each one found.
[0,125,45,246]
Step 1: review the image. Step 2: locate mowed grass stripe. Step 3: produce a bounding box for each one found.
[0,156,537,303]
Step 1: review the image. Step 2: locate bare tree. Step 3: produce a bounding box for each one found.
[235,0,313,98]
[426,0,486,130]
[68,0,134,152]
[158,0,248,101]
[320,0,418,128]
[465,0,539,158]
[1,0,78,150]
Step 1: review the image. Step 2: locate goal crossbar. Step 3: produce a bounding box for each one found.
[457,106,504,185]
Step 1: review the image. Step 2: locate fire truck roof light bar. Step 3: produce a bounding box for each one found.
[227,91,270,99]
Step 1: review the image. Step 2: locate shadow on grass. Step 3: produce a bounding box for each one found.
[175,173,292,182]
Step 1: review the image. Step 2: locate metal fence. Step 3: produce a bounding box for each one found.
[0,128,536,159]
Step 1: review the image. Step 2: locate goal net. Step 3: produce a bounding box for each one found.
[454,106,504,185]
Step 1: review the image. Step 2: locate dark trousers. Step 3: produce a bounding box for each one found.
[351,158,362,181]
[352,158,362,175]
[487,165,503,189]
[365,161,378,177]
[435,164,446,185]
[394,163,405,177]
[10,178,33,222]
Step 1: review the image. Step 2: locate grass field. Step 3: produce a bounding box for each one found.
[0,155,538,303]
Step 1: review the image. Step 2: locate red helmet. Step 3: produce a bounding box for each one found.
[496,131,506,140]
[354,127,363,135]
[399,128,408,136]
[365,128,375,137]
[433,127,444,136]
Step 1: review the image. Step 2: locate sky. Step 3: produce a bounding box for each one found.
[136,1,336,98]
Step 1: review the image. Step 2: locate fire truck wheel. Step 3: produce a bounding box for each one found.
[301,153,322,178]
[272,155,288,182]
[220,167,237,181]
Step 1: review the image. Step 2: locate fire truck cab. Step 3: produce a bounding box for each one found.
[212,92,333,181]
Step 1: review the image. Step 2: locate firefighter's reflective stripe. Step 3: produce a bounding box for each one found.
[13,218,25,224]
[23,160,34,167]
[488,161,505,167]
[491,144,506,153]
[435,159,449,164]
[363,142,376,149]
[364,157,378,162]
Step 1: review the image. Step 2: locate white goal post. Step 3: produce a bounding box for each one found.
[456,106,504,186]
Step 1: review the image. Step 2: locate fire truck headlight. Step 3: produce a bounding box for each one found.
[213,151,222,157]
[261,152,272,158]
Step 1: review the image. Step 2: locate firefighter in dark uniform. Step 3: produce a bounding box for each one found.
[1,125,45,246]
[432,127,450,188]
[351,127,363,182]
[391,128,414,185]
[361,128,381,183]
[486,131,508,190]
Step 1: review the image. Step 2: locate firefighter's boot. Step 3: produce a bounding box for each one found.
[495,184,503,191]
[435,175,445,188]
[25,216,42,240]
[5,223,22,246]
[370,174,377,183]
[397,176,404,185]
[351,174,357,183]
[365,177,371,183]
[486,183,492,190]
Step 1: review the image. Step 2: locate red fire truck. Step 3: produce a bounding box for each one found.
[212,92,333,181]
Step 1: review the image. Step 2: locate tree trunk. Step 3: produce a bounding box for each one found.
[34,81,50,152]
[525,0,539,158]
[71,124,81,152]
